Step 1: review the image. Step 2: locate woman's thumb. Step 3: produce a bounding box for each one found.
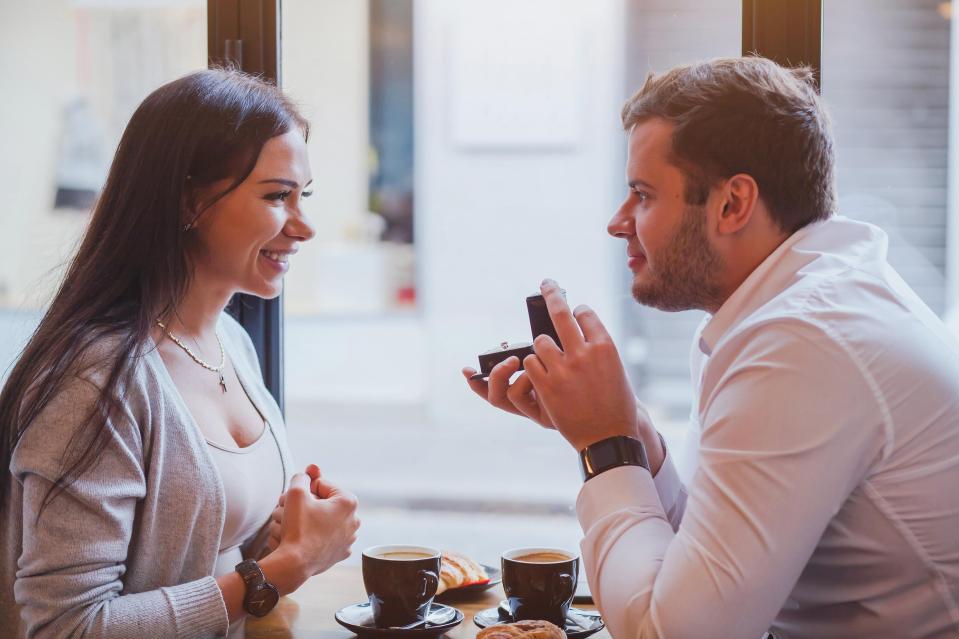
[289,472,311,497]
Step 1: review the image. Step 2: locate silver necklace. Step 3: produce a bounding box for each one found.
[156,320,228,393]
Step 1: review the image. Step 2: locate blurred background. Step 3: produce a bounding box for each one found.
[2,0,957,567]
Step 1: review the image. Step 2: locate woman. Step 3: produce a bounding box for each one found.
[0,69,360,638]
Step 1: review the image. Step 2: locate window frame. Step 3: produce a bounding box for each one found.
[743,0,822,90]
[207,0,285,412]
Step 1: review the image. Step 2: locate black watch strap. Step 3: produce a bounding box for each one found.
[236,558,266,588]
[580,435,650,482]
[235,558,280,617]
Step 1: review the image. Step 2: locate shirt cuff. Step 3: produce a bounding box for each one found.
[652,441,684,517]
[576,465,663,530]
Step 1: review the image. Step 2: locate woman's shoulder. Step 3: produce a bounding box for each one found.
[11,331,156,480]
[68,331,134,382]
[69,330,161,398]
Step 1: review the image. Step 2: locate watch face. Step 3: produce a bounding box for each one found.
[247,586,280,617]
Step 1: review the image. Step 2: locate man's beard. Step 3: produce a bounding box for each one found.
[631,204,725,312]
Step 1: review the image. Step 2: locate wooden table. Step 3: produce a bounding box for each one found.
[246,565,609,639]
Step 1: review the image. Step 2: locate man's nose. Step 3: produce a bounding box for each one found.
[608,201,633,238]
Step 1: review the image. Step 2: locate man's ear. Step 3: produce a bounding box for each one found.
[716,173,760,236]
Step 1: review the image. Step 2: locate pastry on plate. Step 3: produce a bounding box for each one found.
[477,620,566,639]
[435,551,490,595]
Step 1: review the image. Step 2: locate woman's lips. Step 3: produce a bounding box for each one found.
[259,251,290,274]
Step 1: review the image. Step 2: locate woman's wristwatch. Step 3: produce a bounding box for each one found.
[235,558,280,617]
[579,435,650,482]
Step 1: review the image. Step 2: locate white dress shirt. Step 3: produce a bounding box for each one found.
[577,216,959,638]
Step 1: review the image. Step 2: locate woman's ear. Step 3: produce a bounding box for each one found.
[716,173,760,236]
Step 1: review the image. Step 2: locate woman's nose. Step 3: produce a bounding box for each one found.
[286,209,316,241]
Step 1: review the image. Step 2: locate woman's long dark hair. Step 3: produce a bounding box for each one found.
[0,68,307,513]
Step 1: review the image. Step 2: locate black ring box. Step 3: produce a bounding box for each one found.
[471,291,565,380]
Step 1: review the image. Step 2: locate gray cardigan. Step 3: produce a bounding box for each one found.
[1,314,294,638]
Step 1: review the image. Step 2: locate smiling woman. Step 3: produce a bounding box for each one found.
[0,69,360,639]
[184,130,316,301]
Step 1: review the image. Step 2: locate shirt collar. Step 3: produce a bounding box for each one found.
[698,219,822,356]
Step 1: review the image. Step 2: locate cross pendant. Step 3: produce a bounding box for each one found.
[219,372,228,393]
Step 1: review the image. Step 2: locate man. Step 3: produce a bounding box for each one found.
[464,57,959,638]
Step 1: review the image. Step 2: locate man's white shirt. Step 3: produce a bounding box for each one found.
[576,216,959,638]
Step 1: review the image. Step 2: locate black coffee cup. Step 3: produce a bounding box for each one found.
[501,547,579,627]
[362,545,441,628]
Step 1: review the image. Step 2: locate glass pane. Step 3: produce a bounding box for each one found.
[281,0,741,564]
[0,0,207,372]
[822,1,954,318]
[282,0,415,318]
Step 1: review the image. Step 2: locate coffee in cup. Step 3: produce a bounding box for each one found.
[513,551,571,563]
[362,545,441,628]
[380,551,434,560]
[501,547,579,627]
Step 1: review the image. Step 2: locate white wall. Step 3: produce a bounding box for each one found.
[414,0,626,423]
[0,311,40,382]
[0,1,206,311]
[0,0,87,310]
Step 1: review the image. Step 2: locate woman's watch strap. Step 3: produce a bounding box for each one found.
[235,558,280,617]
[579,435,650,482]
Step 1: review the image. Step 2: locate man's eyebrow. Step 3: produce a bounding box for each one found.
[258,178,314,188]
[628,179,656,190]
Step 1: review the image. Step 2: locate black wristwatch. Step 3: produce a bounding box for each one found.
[235,558,280,617]
[580,435,650,482]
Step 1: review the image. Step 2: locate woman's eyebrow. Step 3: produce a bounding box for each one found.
[258,178,314,188]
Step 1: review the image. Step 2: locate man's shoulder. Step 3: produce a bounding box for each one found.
[714,274,846,355]
[709,266,959,410]
[727,261,935,352]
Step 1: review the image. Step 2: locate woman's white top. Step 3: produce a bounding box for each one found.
[207,416,286,638]
[207,419,285,578]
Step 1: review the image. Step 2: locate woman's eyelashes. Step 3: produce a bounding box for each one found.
[265,189,313,202]
[264,190,291,202]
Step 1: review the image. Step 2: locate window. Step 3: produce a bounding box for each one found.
[822,0,953,318]
[0,0,206,374]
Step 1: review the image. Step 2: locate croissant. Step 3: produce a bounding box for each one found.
[435,551,490,595]
[477,620,566,639]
